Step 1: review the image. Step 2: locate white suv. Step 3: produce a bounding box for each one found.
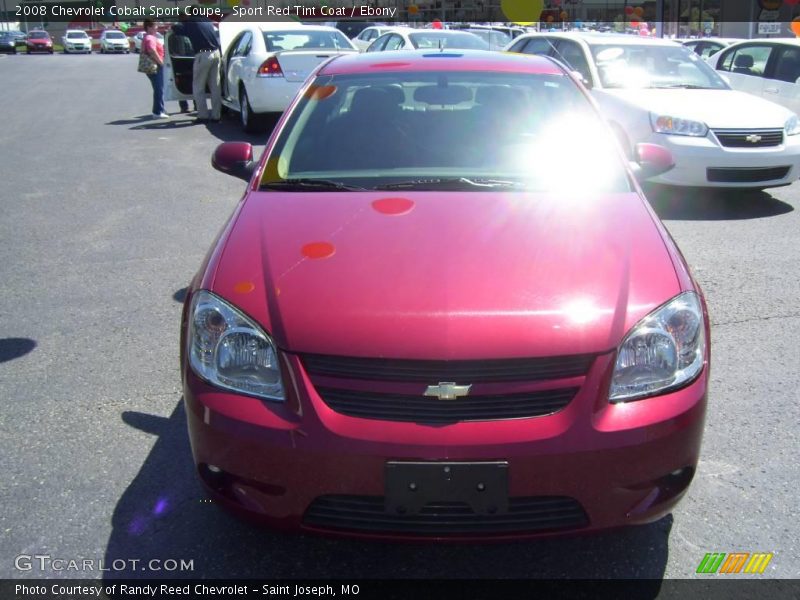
[100,30,130,54]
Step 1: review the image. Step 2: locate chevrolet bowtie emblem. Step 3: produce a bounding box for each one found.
[423,382,472,400]
[745,134,762,143]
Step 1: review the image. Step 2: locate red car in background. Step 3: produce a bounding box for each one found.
[180,50,709,540]
[26,30,53,54]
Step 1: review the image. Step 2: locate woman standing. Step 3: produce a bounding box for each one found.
[142,19,168,119]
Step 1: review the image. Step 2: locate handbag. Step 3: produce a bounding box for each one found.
[137,49,159,75]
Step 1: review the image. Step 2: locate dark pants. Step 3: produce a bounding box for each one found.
[146,66,164,115]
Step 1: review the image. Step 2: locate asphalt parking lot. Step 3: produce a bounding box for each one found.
[0,52,798,581]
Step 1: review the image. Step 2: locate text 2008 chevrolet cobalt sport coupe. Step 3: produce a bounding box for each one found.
[180,50,709,540]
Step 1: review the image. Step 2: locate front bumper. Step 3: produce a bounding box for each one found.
[184,351,707,541]
[644,129,800,188]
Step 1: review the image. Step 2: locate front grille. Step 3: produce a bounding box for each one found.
[301,353,595,383]
[303,495,589,536]
[318,387,577,423]
[713,128,783,148]
[707,166,790,183]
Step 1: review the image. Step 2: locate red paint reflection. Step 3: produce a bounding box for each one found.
[371,197,415,216]
[301,242,336,259]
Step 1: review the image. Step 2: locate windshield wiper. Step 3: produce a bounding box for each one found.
[376,177,524,190]
[259,178,370,192]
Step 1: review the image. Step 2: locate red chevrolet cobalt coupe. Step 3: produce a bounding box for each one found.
[181,50,709,540]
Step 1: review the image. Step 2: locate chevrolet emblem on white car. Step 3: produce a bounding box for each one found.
[423,382,472,400]
[746,134,763,143]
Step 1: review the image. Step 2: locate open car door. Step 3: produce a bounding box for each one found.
[163,30,196,103]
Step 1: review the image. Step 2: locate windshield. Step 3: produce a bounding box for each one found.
[106,31,126,39]
[262,70,630,193]
[409,32,489,50]
[29,32,49,39]
[67,32,88,39]
[263,30,353,51]
[591,43,729,89]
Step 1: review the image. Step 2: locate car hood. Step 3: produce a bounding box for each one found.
[209,191,681,359]
[601,88,793,128]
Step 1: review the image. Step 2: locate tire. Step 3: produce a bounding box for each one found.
[240,87,265,133]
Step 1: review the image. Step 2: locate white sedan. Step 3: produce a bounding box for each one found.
[705,38,800,116]
[351,26,397,52]
[507,33,800,189]
[165,22,357,132]
[99,30,130,54]
[61,30,92,54]
[366,28,489,52]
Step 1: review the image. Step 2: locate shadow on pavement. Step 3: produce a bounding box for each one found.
[0,337,36,363]
[203,112,280,145]
[104,401,671,582]
[644,184,794,221]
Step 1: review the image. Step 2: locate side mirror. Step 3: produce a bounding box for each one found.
[212,142,254,182]
[630,143,674,182]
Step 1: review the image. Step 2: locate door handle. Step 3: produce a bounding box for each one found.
[764,87,779,93]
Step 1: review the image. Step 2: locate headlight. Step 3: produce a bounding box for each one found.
[188,290,285,401]
[785,115,800,136]
[651,114,708,137]
[610,292,705,403]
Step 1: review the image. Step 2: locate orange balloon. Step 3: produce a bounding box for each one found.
[793,18,800,37]
[408,4,419,15]
[634,6,644,17]
[560,10,568,20]
[546,15,554,23]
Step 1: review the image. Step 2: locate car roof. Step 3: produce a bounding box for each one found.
[682,37,738,44]
[255,24,339,33]
[724,37,800,46]
[527,32,681,47]
[319,49,564,76]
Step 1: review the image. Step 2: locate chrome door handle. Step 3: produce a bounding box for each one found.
[764,87,779,93]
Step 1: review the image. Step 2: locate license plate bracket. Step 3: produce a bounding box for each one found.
[385,461,508,515]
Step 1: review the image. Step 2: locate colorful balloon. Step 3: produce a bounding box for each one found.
[500,0,544,25]
[792,17,800,36]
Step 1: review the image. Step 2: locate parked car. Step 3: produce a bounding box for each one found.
[132,30,163,53]
[61,29,92,54]
[99,29,130,53]
[182,49,709,539]
[681,37,737,59]
[351,25,397,51]
[366,29,489,52]
[705,38,800,116]
[26,30,53,54]
[0,32,17,54]
[326,21,382,40]
[6,29,27,46]
[165,22,357,133]
[459,27,513,50]
[507,32,800,189]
